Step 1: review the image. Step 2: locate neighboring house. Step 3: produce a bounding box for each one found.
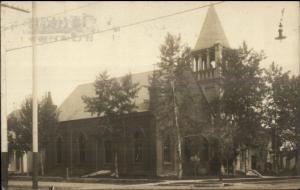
[234,130,297,175]
[269,139,297,174]
[7,110,33,175]
[281,150,296,171]
[8,150,32,174]
[234,145,268,175]
[7,91,51,175]
[45,5,264,177]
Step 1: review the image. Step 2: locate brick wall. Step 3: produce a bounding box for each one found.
[45,111,157,177]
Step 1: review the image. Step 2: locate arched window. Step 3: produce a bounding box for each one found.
[56,137,63,164]
[163,136,172,163]
[104,140,112,163]
[134,131,143,162]
[79,134,86,163]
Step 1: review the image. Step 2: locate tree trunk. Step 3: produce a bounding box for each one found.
[295,115,300,175]
[219,159,223,181]
[21,155,24,173]
[171,80,183,179]
[244,150,247,174]
[114,152,119,178]
[40,151,44,176]
[233,160,236,176]
[176,135,183,179]
[122,120,127,175]
[226,159,229,176]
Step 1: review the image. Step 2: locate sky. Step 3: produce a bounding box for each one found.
[1,1,299,114]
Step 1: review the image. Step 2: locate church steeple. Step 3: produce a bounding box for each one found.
[191,4,230,81]
[194,4,229,52]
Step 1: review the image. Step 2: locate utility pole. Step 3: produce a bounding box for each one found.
[1,35,8,190]
[31,1,39,189]
[1,3,30,190]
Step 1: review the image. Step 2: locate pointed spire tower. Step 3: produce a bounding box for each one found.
[194,4,229,51]
[192,4,230,81]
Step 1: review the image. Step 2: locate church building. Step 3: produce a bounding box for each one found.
[45,5,258,177]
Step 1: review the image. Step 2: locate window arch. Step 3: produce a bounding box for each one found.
[56,136,63,164]
[79,134,86,163]
[163,136,172,163]
[134,131,143,162]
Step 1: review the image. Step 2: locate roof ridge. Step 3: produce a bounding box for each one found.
[58,70,153,121]
[73,70,154,88]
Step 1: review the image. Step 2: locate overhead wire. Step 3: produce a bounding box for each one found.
[1,2,99,32]
[5,1,226,53]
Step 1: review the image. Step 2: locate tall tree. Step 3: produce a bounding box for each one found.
[211,42,267,175]
[149,33,210,179]
[82,71,140,178]
[264,63,300,174]
[289,76,300,174]
[264,63,289,174]
[7,111,30,154]
[222,42,266,147]
[7,92,59,175]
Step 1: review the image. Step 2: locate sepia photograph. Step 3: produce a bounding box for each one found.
[1,1,300,189]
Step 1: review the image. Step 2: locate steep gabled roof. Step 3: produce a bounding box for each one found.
[193,5,230,51]
[58,71,152,122]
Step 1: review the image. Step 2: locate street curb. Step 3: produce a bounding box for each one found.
[8,175,300,184]
[203,176,300,183]
[7,179,300,190]
[8,176,160,184]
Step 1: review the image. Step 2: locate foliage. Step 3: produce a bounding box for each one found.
[82,71,140,177]
[220,42,267,147]
[149,33,211,178]
[208,42,267,170]
[7,93,59,154]
[8,112,30,153]
[264,63,300,151]
[82,71,140,124]
[149,33,209,136]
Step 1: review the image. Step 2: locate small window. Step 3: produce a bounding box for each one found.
[56,137,63,164]
[163,136,172,163]
[104,140,112,163]
[79,134,86,163]
[134,131,143,162]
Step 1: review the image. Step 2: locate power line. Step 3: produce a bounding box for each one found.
[1,2,99,32]
[6,1,225,53]
[0,3,30,13]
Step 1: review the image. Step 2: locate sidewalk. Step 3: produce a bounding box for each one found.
[8,175,300,184]
[7,180,238,190]
[8,176,300,190]
[8,180,227,190]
